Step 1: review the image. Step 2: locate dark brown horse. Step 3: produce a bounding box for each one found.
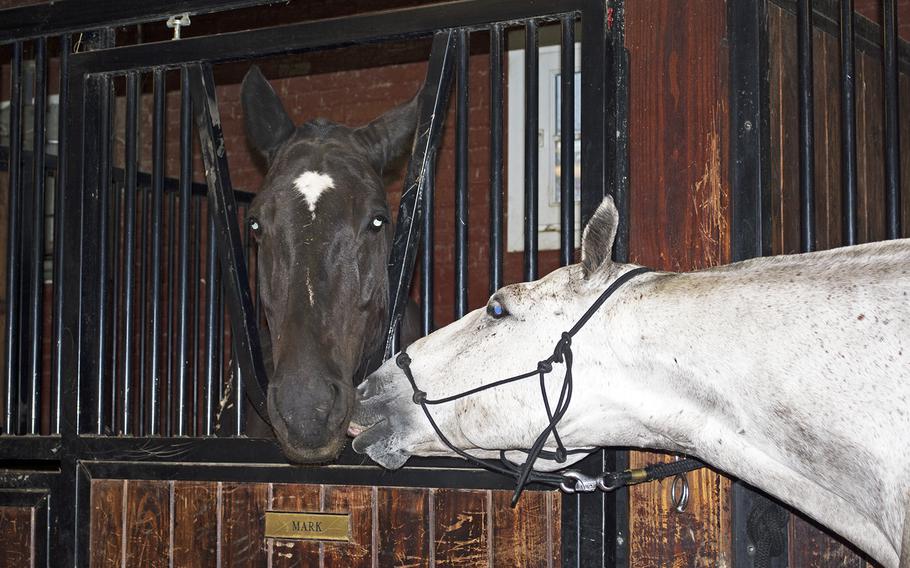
[241,66,418,462]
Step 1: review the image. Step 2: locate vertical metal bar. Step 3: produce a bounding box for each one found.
[26,37,48,434]
[454,29,469,320]
[559,16,576,267]
[51,34,71,434]
[120,71,139,435]
[148,68,165,435]
[798,0,816,252]
[384,30,456,359]
[176,68,193,436]
[137,180,149,433]
[166,190,177,436]
[188,63,270,428]
[4,42,23,435]
[420,151,436,337]
[94,73,113,435]
[204,214,218,436]
[109,122,121,433]
[839,0,858,246]
[524,20,540,281]
[489,24,504,294]
[882,0,902,239]
[192,197,202,436]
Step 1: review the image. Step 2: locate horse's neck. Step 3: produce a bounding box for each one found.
[582,270,906,567]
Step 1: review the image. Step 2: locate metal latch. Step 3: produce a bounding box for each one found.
[166,14,191,40]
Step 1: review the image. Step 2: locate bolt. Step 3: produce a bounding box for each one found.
[746,544,756,556]
[616,535,625,547]
[744,120,753,132]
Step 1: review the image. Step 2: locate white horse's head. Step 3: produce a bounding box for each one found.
[351,196,643,470]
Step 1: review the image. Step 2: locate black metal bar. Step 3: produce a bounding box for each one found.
[187,62,270,425]
[882,0,902,239]
[797,0,816,252]
[192,198,202,436]
[204,214,218,436]
[559,16,576,267]
[0,0,285,43]
[68,0,596,75]
[454,29,469,320]
[137,175,149,433]
[840,0,858,246]
[51,34,71,434]
[729,1,784,567]
[166,190,177,436]
[121,71,139,435]
[524,20,539,281]
[148,68,166,435]
[420,150,436,337]
[26,36,48,434]
[489,24,504,295]
[384,30,455,359]
[109,114,121,433]
[176,68,193,436]
[4,42,23,435]
[94,73,113,435]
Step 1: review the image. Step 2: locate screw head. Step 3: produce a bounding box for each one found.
[746,544,756,556]
[744,120,753,132]
[616,535,625,547]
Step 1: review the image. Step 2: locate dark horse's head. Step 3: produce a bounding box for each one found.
[241,66,417,463]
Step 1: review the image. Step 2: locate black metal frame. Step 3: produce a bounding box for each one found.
[0,0,623,565]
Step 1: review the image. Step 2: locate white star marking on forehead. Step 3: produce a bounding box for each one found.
[293,171,334,216]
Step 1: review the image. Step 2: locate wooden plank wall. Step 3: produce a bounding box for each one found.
[0,506,33,568]
[769,4,910,567]
[89,479,560,567]
[624,1,733,566]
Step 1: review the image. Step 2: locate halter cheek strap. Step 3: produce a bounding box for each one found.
[396,266,705,505]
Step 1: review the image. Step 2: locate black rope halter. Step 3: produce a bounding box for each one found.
[395,266,705,505]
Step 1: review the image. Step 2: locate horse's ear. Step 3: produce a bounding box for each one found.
[242,65,295,162]
[581,196,619,277]
[354,92,419,173]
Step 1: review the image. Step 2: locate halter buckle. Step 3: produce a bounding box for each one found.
[560,470,599,493]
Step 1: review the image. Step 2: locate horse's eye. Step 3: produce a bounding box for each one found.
[369,215,387,232]
[248,217,262,236]
[487,299,507,319]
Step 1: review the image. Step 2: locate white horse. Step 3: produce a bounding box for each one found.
[351,197,910,567]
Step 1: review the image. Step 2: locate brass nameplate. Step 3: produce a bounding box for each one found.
[264,511,351,542]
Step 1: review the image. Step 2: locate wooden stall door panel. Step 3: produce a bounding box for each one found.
[815,29,845,250]
[221,482,269,567]
[90,479,124,568]
[269,483,320,568]
[624,0,732,565]
[900,73,910,238]
[377,487,430,568]
[0,506,33,568]
[322,485,372,568]
[173,481,218,568]
[789,514,868,568]
[125,479,170,568]
[433,489,489,568]
[491,490,559,568]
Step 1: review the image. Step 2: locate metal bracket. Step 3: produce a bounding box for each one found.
[166,13,191,40]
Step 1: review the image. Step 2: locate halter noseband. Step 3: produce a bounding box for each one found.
[395,266,704,505]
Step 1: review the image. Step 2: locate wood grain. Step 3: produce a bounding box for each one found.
[322,484,372,568]
[0,506,32,568]
[899,72,909,239]
[857,52,886,244]
[90,479,124,568]
[816,29,844,250]
[491,490,551,568]
[770,4,802,255]
[377,486,429,568]
[220,482,269,567]
[172,481,218,567]
[789,513,868,568]
[433,489,489,568]
[125,479,170,568]
[268,483,320,568]
[624,0,732,565]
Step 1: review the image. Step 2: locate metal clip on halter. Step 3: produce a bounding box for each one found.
[560,470,599,493]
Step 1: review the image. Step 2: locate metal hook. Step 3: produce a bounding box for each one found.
[670,472,690,513]
[166,13,191,40]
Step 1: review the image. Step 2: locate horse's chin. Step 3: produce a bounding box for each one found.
[278,434,348,464]
[350,419,410,469]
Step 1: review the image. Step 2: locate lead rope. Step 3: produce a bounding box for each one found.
[396,266,706,505]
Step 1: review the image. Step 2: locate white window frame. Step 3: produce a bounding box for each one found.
[506,42,582,252]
